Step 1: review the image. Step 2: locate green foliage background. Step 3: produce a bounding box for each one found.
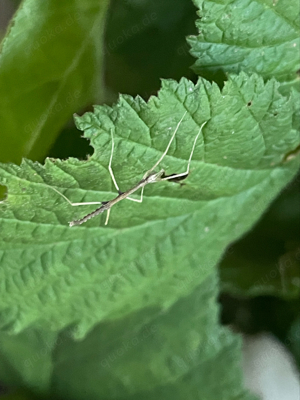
[0,0,299,399]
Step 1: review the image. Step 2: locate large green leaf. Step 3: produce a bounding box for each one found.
[188,0,300,88]
[0,74,299,338]
[0,0,109,164]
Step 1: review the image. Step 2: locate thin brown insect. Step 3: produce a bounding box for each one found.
[49,111,206,226]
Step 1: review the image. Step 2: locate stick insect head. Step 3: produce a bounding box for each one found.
[145,169,165,184]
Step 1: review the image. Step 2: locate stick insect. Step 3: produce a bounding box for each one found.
[50,111,207,227]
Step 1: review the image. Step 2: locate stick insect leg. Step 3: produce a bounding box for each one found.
[48,186,103,206]
[108,129,144,204]
[49,184,110,226]
[108,129,121,192]
[126,186,145,203]
[44,131,121,208]
[143,110,187,178]
[161,121,207,182]
[126,110,188,203]
[105,208,111,225]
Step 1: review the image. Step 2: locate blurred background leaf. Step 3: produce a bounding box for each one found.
[0,0,109,164]
[220,173,300,299]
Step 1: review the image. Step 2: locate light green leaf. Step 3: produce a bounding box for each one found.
[0,0,109,163]
[0,74,299,339]
[188,0,300,87]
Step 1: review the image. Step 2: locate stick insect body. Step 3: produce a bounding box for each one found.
[69,169,165,227]
[50,111,206,227]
